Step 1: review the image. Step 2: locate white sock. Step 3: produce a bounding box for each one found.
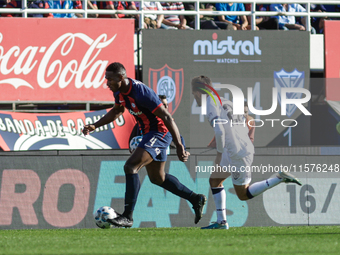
[212,187,227,224]
[248,176,283,197]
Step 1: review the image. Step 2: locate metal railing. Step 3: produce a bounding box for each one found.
[0,101,114,112]
[1,0,340,30]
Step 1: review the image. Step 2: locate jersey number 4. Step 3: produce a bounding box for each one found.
[148,137,157,147]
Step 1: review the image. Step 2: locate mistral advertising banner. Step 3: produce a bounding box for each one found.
[0,109,136,151]
[0,18,134,102]
[142,30,310,147]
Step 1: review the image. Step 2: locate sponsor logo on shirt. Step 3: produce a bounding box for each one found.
[129,109,142,116]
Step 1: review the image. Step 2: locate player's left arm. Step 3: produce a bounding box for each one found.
[153,106,189,162]
[82,103,125,136]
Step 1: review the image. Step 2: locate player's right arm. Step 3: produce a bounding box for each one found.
[206,98,225,154]
[211,118,224,166]
[82,104,125,136]
[247,115,255,143]
[153,106,189,162]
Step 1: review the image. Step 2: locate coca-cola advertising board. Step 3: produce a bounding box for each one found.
[324,20,340,101]
[0,18,135,101]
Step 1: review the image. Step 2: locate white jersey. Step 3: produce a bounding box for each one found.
[136,1,163,20]
[206,96,254,159]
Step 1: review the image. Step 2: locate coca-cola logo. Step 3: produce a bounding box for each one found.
[0,32,116,89]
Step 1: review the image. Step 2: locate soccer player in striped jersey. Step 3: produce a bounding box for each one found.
[128,95,186,153]
[82,62,206,228]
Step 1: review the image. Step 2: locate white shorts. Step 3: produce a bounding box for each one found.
[221,152,253,186]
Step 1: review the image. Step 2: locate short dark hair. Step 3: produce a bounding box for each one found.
[106,62,126,75]
[191,75,212,94]
[158,95,167,100]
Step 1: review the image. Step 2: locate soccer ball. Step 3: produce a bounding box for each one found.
[94,206,117,229]
[129,136,143,153]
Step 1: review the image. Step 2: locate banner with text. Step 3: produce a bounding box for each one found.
[0,110,136,151]
[0,152,339,229]
[0,18,134,102]
[142,30,310,147]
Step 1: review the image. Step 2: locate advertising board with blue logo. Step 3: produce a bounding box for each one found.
[142,30,310,147]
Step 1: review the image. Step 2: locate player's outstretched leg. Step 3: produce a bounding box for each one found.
[159,173,207,224]
[246,170,301,199]
[278,171,302,186]
[191,193,207,224]
[146,160,207,224]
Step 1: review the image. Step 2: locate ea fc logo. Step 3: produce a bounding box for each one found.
[157,76,176,104]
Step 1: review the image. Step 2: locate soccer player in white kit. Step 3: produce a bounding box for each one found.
[191,75,302,229]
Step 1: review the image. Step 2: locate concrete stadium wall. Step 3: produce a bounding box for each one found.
[0,148,339,229]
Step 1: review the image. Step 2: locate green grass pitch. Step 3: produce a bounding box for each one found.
[0,226,339,254]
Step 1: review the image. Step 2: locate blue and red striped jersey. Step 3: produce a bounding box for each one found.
[114,78,168,135]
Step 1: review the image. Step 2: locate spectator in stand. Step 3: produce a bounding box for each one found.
[27,0,53,18]
[2,0,22,17]
[113,1,136,18]
[47,0,77,18]
[135,1,164,29]
[113,1,139,28]
[74,0,98,18]
[160,2,192,29]
[184,2,228,29]
[270,3,315,33]
[97,1,136,20]
[97,1,118,18]
[335,5,340,19]
[310,4,329,34]
[87,1,98,18]
[0,0,3,16]
[244,4,278,30]
[0,0,6,8]
[215,2,249,30]
[321,4,340,21]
